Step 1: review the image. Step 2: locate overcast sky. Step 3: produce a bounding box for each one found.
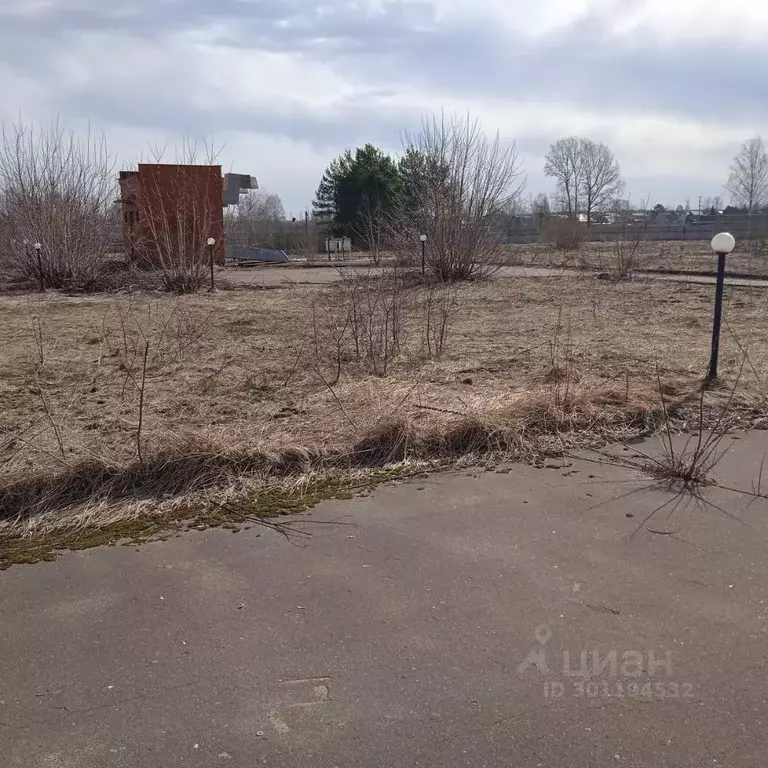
[1,0,765,215]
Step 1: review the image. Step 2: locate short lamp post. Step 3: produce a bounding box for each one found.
[34,242,43,292]
[207,237,216,291]
[707,232,736,382]
[419,234,427,278]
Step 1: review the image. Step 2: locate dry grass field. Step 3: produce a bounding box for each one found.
[2,266,768,565]
[506,239,768,277]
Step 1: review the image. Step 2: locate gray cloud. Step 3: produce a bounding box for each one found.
[0,0,756,208]
[5,0,767,127]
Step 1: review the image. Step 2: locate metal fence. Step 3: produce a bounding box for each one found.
[501,214,768,245]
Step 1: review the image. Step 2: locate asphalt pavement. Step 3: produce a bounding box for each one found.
[2,433,768,766]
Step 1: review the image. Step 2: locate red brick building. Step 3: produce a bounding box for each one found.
[119,164,225,265]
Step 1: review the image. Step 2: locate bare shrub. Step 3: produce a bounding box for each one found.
[0,119,115,288]
[310,268,410,378]
[110,296,214,375]
[308,262,463,377]
[542,217,584,251]
[423,284,459,359]
[546,308,579,409]
[397,113,526,281]
[610,226,647,280]
[609,197,650,280]
[25,296,52,369]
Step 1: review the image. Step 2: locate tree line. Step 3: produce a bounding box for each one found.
[2,110,766,292]
[312,132,626,236]
[313,131,768,241]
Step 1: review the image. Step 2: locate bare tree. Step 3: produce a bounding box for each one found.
[699,196,723,215]
[224,190,285,247]
[580,139,623,226]
[725,137,768,212]
[398,112,526,281]
[611,197,634,224]
[0,118,116,288]
[544,137,583,218]
[354,194,385,264]
[544,136,623,224]
[530,193,551,227]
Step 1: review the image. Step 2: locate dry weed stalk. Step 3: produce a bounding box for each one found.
[423,284,460,359]
[136,342,150,465]
[546,307,579,409]
[610,197,650,280]
[33,376,66,463]
[109,296,214,379]
[311,267,411,378]
[25,296,51,369]
[640,362,746,491]
[582,358,763,539]
[611,229,647,280]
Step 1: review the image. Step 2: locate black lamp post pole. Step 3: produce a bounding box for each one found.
[35,245,44,292]
[707,251,727,381]
[209,244,215,291]
[421,239,426,278]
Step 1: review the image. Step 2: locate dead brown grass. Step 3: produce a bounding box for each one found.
[2,272,768,551]
[505,240,768,277]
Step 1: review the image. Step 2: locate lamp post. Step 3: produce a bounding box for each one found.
[419,234,427,278]
[33,242,43,292]
[707,232,736,382]
[22,239,30,287]
[207,237,216,291]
